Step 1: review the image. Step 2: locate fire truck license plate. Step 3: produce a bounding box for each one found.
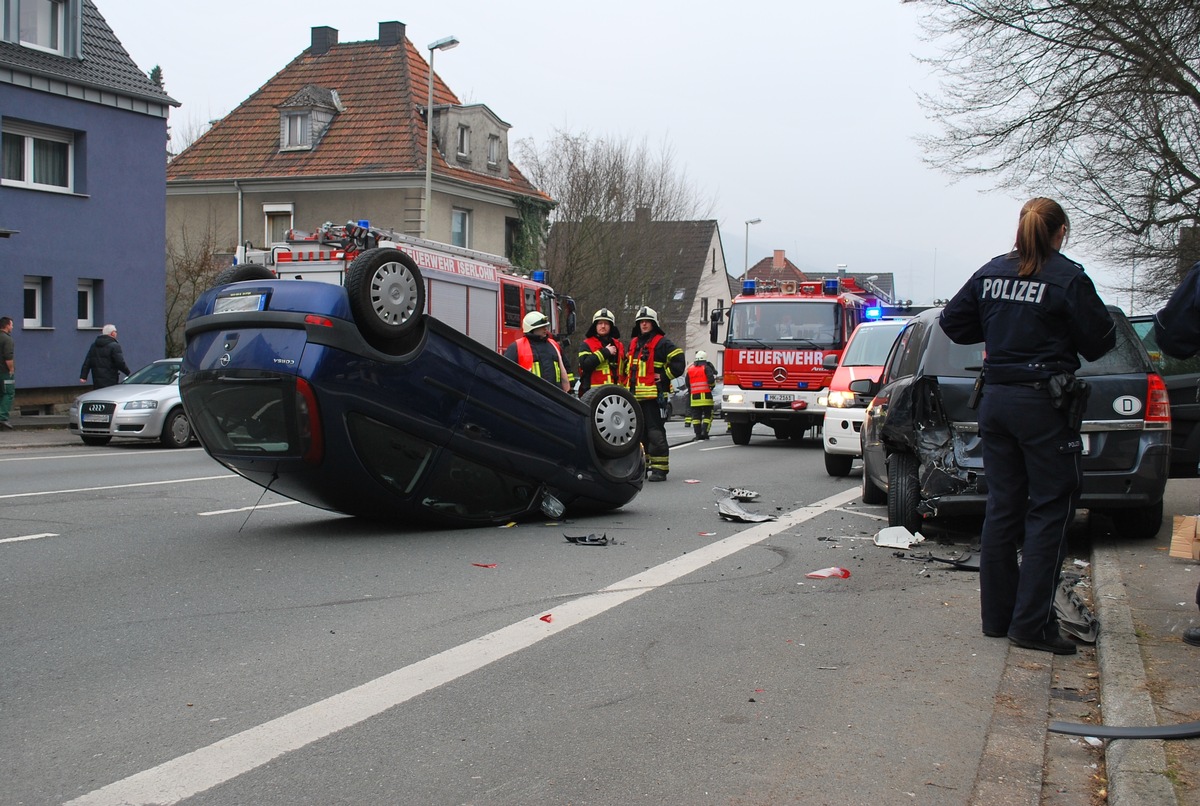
[83,414,110,424]
[766,394,794,402]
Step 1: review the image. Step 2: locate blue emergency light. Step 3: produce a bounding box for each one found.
[865,306,883,319]
[823,278,839,295]
[742,279,756,295]
[357,219,370,229]
[532,270,548,284]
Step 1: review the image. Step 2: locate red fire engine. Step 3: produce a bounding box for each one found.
[231,220,575,354]
[711,276,871,444]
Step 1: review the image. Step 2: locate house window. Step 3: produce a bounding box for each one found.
[284,113,310,149]
[23,276,46,328]
[77,279,94,328]
[263,203,294,243]
[17,0,65,54]
[700,298,709,323]
[451,208,470,248]
[487,135,499,166]
[2,122,73,192]
[456,125,470,157]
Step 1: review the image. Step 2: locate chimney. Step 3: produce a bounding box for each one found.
[772,249,785,270]
[379,21,405,48]
[311,26,338,55]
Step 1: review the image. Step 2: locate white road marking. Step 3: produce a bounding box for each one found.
[199,501,299,516]
[832,506,888,521]
[0,532,58,544]
[65,485,862,806]
[0,448,202,462]
[0,475,234,500]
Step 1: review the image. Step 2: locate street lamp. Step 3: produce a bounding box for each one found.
[423,35,460,240]
[743,218,761,280]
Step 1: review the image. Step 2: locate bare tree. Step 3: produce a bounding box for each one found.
[517,131,714,322]
[905,0,1200,299]
[165,218,230,356]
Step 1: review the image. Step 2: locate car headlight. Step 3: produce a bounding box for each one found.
[826,391,856,408]
[122,400,159,410]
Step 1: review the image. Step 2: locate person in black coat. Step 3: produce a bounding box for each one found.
[79,324,132,388]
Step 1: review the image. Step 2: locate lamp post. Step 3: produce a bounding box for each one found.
[423,35,460,240]
[743,218,761,281]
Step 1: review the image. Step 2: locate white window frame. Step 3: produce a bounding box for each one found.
[283,112,310,149]
[456,125,470,157]
[487,135,499,166]
[451,208,470,248]
[77,278,94,328]
[23,277,44,328]
[263,202,295,244]
[1,121,74,193]
[16,0,65,55]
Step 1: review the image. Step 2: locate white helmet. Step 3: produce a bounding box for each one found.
[592,308,616,324]
[634,306,659,326]
[522,311,550,333]
[695,350,707,361]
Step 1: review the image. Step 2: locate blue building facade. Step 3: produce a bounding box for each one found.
[0,0,176,409]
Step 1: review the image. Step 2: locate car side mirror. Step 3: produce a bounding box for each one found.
[848,378,876,396]
[822,354,839,370]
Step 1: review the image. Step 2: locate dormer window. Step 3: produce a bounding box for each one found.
[487,135,499,167]
[278,84,343,153]
[456,125,470,158]
[18,0,64,54]
[285,113,311,148]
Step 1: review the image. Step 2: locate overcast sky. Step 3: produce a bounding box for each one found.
[100,0,1132,308]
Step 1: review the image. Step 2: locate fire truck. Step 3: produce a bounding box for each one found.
[226,220,575,354]
[710,276,871,444]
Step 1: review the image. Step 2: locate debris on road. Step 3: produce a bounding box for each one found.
[717,496,776,522]
[874,525,925,548]
[806,566,851,579]
[564,533,609,546]
[713,486,760,502]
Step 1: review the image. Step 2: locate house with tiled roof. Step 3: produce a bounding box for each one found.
[747,251,897,308]
[1,0,177,409]
[166,21,551,267]
[544,208,736,370]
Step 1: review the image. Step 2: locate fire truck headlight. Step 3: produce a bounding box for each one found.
[726,392,744,405]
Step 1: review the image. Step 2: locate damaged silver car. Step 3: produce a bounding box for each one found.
[855,306,1170,540]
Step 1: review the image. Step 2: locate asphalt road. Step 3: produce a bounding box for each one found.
[1,423,1089,805]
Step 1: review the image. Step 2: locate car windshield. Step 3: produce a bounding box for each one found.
[842,322,905,366]
[123,362,180,385]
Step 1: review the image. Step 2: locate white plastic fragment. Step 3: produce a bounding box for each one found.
[874,525,925,548]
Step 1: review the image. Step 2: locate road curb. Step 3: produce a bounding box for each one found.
[1092,541,1178,806]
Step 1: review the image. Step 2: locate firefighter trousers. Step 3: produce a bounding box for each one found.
[638,399,669,474]
[689,403,713,439]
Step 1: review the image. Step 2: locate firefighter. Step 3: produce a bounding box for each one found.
[626,306,685,481]
[504,311,572,393]
[684,350,717,440]
[577,308,625,396]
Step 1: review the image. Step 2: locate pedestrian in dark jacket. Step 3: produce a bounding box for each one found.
[79,324,131,388]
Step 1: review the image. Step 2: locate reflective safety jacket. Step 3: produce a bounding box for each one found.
[686,362,715,407]
[506,336,567,385]
[578,336,626,393]
[626,333,685,401]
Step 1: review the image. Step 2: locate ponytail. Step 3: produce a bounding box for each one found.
[1015,198,1068,278]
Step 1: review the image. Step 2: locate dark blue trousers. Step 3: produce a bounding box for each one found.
[977,385,1082,640]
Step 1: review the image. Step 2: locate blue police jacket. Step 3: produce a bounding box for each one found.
[1153,261,1200,359]
[939,251,1116,384]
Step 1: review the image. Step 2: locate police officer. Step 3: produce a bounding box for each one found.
[503,311,572,393]
[684,349,717,440]
[1151,260,1200,648]
[626,306,685,481]
[577,308,625,396]
[940,198,1115,655]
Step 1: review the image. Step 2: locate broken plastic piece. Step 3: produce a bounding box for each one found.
[806,567,851,579]
[874,525,925,549]
[471,563,497,568]
[717,496,776,522]
[564,533,609,546]
[539,614,553,623]
[1054,579,1099,643]
[925,551,981,571]
[713,486,760,501]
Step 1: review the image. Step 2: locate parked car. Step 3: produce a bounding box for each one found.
[820,317,908,476]
[1129,314,1200,477]
[179,254,645,528]
[68,359,192,448]
[855,307,1170,540]
[664,377,723,421]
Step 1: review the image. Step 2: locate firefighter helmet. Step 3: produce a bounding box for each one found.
[634,306,659,326]
[522,311,551,333]
[696,350,708,361]
[592,308,616,324]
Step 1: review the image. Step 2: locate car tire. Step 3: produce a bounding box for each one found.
[861,464,886,505]
[213,264,274,286]
[1109,500,1164,541]
[581,384,643,458]
[886,452,922,533]
[160,407,192,449]
[730,421,752,445]
[345,247,426,341]
[824,450,853,477]
[81,435,111,447]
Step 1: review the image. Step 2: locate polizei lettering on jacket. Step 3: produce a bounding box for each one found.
[743,350,827,366]
[980,278,1046,303]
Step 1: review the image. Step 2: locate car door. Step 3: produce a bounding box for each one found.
[1130,315,1200,476]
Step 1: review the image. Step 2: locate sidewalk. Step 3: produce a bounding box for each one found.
[1091,478,1200,805]
[0,412,76,447]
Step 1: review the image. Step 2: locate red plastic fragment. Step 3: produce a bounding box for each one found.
[539,614,553,623]
[471,563,497,568]
[805,567,851,579]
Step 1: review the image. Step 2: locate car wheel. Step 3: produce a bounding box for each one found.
[160,407,191,449]
[824,450,853,477]
[886,452,922,533]
[1108,500,1164,540]
[81,435,111,447]
[861,464,886,505]
[213,264,274,286]
[581,384,643,458]
[730,422,752,445]
[345,247,426,341]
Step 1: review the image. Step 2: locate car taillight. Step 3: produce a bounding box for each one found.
[1145,373,1171,424]
[295,376,324,463]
